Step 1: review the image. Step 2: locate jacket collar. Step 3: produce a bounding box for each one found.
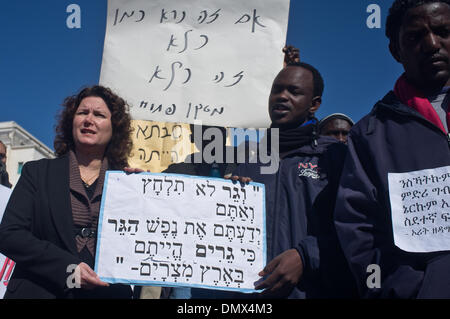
[372,91,447,136]
[375,91,431,121]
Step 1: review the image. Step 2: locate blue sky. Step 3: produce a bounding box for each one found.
[0,0,403,150]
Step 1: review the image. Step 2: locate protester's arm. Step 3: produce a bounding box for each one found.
[294,236,320,288]
[232,158,317,296]
[255,248,303,297]
[253,239,319,298]
[334,132,424,298]
[256,170,319,297]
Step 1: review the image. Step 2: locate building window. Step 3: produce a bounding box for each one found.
[18,162,24,175]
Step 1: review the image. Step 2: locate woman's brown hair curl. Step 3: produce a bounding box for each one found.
[54,85,133,169]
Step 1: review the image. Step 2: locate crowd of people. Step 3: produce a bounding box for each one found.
[0,0,449,299]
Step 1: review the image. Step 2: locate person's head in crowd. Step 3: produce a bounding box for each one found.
[386,0,450,95]
[0,141,6,166]
[318,113,354,144]
[54,85,133,169]
[0,140,11,188]
[269,62,324,130]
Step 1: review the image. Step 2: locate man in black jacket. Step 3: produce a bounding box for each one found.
[231,62,356,298]
[335,0,450,298]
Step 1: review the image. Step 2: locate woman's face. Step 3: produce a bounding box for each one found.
[72,96,113,154]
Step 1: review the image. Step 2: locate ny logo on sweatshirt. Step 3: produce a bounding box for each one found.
[298,162,320,179]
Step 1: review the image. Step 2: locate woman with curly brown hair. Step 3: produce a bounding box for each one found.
[0,85,134,298]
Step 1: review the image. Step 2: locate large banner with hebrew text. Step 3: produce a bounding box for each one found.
[95,172,266,293]
[99,0,290,128]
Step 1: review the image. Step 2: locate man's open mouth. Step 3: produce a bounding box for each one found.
[272,104,290,112]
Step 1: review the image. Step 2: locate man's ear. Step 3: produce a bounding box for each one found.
[310,96,322,115]
[389,40,402,63]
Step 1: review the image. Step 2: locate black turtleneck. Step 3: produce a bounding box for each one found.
[268,121,318,155]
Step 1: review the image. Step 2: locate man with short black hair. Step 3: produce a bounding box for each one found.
[231,61,356,298]
[0,141,12,188]
[335,0,450,298]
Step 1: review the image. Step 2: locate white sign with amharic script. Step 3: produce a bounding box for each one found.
[95,171,266,293]
[388,165,450,253]
[99,0,290,128]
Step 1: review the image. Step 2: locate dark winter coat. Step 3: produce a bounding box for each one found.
[234,135,356,298]
[335,91,450,298]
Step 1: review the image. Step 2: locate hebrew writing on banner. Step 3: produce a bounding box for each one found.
[95,171,266,293]
[99,0,290,128]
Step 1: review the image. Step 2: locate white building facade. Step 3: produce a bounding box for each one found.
[0,121,55,187]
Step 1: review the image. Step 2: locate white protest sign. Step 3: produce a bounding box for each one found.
[0,185,12,221]
[99,0,290,128]
[0,185,13,298]
[95,172,266,293]
[388,165,450,253]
